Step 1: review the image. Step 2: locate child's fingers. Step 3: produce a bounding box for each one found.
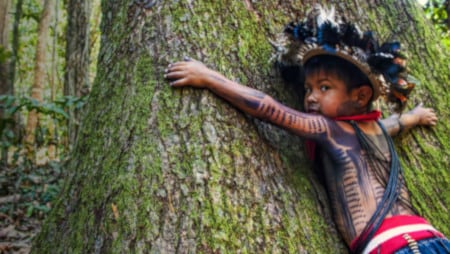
[165,65,186,73]
[164,71,186,80]
[167,62,187,70]
[170,78,188,87]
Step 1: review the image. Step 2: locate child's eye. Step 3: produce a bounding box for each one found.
[304,87,311,93]
[320,85,330,91]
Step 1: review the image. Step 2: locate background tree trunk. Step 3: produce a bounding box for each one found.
[24,0,54,158]
[0,0,12,102]
[0,0,12,167]
[9,0,23,93]
[64,0,92,148]
[32,0,449,253]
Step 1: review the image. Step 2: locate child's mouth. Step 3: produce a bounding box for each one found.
[307,106,320,114]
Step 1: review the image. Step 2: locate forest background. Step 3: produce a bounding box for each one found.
[0,0,449,253]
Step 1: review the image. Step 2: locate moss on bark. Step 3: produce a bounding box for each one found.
[32,1,449,253]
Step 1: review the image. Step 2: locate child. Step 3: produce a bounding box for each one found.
[164,5,448,254]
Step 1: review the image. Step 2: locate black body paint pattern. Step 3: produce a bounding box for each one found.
[320,129,414,244]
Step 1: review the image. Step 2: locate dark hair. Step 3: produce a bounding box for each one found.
[278,54,373,110]
[304,55,371,92]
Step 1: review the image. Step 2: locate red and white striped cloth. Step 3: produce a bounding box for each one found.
[351,215,445,254]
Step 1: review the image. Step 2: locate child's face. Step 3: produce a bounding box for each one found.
[304,70,360,118]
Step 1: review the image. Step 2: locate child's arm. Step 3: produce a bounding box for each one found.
[380,103,438,136]
[164,59,328,138]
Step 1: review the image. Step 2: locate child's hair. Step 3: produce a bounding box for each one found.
[304,55,371,93]
[303,55,374,110]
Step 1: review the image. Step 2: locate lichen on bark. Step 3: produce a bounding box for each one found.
[32,1,449,253]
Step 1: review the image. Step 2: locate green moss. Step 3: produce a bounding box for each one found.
[34,1,449,253]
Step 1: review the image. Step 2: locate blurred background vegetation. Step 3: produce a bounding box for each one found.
[423,0,450,47]
[0,0,448,252]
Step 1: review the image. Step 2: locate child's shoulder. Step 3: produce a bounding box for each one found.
[342,121,381,135]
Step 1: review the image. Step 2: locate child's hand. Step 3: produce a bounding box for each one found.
[409,103,438,126]
[164,57,215,88]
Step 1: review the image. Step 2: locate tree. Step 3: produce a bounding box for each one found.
[32,1,450,252]
[64,0,92,147]
[24,0,54,158]
[0,0,12,167]
[0,0,12,102]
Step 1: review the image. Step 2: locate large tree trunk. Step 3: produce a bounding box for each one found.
[24,0,54,157]
[64,0,92,148]
[32,1,450,253]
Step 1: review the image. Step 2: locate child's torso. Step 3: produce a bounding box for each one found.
[318,121,415,246]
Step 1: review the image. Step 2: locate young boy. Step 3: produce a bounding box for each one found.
[164,6,448,254]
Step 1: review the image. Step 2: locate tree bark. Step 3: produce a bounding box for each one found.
[24,0,54,157]
[0,0,12,167]
[32,0,450,253]
[9,0,23,94]
[0,0,12,100]
[64,0,92,148]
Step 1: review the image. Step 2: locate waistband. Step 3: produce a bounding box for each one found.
[351,215,444,254]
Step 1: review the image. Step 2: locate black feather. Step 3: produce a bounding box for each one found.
[368,54,393,70]
[284,22,312,41]
[341,22,362,47]
[359,31,378,52]
[317,21,340,47]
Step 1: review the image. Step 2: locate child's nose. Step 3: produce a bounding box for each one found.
[306,91,318,103]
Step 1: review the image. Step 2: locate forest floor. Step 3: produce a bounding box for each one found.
[0,155,63,254]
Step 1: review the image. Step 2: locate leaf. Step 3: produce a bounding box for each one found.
[51,107,69,119]
[26,206,34,217]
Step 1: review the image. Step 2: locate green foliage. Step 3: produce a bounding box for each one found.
[0,45,12,64]
[0,159,63,219]
[0,95,88,151]
[423,0,450,47]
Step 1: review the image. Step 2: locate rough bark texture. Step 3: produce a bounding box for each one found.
[24,0,54,154]
[64,0,92,146]
[9,0,23,94]
[0,0,12,99]
[32,0,449,253]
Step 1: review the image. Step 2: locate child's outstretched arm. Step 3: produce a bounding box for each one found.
[380,103,438,136]
[164,58,328,138]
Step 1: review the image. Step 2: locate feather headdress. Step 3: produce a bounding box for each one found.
[273,4,415,112]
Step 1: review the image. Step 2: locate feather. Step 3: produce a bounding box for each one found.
[379,42,401,54]
[317,21,340,47]
[384,64,405,82]
[341,22,362,47]
[360,31,378,52]
[315,5,340,47]
[316,5,336,27]
[368,53,394,70]
[284,21,313,41]
[388,78,415,112]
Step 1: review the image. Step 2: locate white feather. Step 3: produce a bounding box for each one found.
[316,5,337,27]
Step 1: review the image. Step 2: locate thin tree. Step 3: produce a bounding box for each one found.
[47,0,60,161]
[32,1,449,252]
[9,0,23,92]
[24,0,54,158]
[0,0,12,104]
[0,0,12,166]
